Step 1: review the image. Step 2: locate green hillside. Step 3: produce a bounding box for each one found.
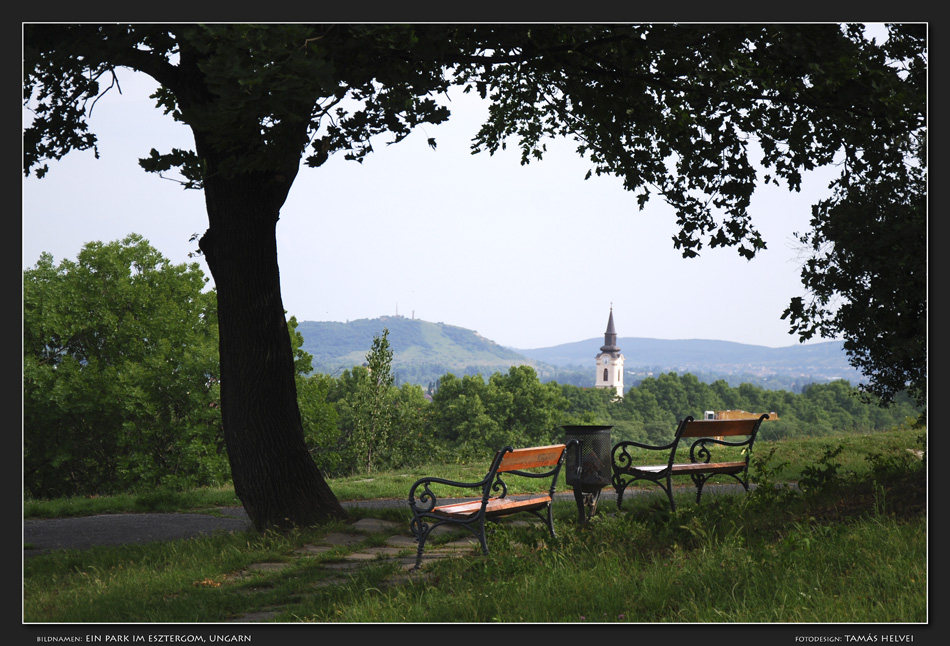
[296,316,535,383]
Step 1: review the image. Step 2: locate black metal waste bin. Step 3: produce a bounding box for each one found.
[563,425,613,525]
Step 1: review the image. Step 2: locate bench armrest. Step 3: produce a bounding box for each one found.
[408,474,493,514]
[613,439,676,453]
[688,436,753,464]
[611,439,676,468]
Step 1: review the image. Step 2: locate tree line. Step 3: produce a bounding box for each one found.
[23,237,921,499]
[301,341,919,479]
[516,364,864,396]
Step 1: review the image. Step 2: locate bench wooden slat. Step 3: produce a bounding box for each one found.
[672,461,745,474]
[619,461,746,476]
[433,495,553,518]
[497,444,567,472]
[681,419,761,437]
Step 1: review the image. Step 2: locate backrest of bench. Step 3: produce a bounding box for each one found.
[681,415,768,438]
[497,444,567,472]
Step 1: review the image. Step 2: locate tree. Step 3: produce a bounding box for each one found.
[429,373,501,456]
[324,329,425,475]
[559,383,615,423]
[486,365,568,446]
[618,384,676,444]
[289,316,342,475]
[23,235,225,497]
[387,382,432,468]
[325,366,370,475]
[23,24,924,529]
[352,328,396,473]
[782,132,926,409]
[297,371,341,476]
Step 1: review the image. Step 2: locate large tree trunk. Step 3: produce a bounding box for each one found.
[198,163,347,531]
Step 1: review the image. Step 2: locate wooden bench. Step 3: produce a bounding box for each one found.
[611,414,768,511]
[407,444,569,569]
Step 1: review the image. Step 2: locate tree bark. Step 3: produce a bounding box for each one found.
[197,161,347,531]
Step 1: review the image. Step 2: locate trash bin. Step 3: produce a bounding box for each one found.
[563,425,613,525]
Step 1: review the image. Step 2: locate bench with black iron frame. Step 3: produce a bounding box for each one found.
[611,414,768,511]
[408,443,569,570]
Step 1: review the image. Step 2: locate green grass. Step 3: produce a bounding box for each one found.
[310,512,924,623]
[24,426,925,519]
[23,426,927,623]
[23,486,243,519]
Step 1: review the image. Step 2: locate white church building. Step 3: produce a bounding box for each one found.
[595,307,624,398]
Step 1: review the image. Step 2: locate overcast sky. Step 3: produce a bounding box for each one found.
[22,67,843,351]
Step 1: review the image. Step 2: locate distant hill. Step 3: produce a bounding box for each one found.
[295,317,863,391]
[295,316,537,383]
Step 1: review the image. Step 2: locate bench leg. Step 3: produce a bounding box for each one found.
[693,472,750,505]
[615,477,679,511]
[615,476,677,511]
[410,516,439,570]
[546,502,557,538]
[414,539,426,570]
[411,519,491,570]
[613,480,627,510]
[476,519,490,556]
[412,516,494,570]
[692,473,707,504]
[665,475,677,512]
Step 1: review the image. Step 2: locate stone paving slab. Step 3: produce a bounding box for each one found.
[385,534,418,547]
[293,544,336,555]
[245,561,293,573]
[350,518,401,533]
[343,546,404,560]
[319,561,365,571]
[320,532,366,546]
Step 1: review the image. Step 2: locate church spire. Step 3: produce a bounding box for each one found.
[600,306,620,354]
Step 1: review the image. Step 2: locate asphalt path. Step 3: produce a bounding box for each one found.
[23,499,405,557]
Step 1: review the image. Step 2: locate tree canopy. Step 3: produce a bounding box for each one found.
[23,24,926,528]
[23,235,225,497]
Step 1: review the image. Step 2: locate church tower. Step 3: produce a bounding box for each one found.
[595,307,624,398]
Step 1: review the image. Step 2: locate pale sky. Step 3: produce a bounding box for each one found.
[22,68,841,351]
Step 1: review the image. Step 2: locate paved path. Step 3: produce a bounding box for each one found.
[23,499,409,556]
[24,507,253,555]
